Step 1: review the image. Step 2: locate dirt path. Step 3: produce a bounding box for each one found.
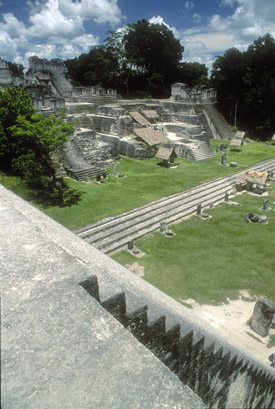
[126,265,274,367]
[182,290,274,366]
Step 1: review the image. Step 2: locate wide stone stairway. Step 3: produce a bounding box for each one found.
[190,141,214,161]
[75,159,275,254]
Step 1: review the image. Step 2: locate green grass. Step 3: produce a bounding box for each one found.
[1,140,274,306]
[1,140,274,230]
[112,185,275,305]
[268,334,275,348]
[245,331,265,344]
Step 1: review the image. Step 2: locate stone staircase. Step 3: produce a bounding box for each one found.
[75,159,275,254]
[66,165,108,181]
[190,141,214,161]
[71,128,114,167]
[79,275,275,409]
[41,109,55,118]
[50,69,73,96]
[202,103,234,140]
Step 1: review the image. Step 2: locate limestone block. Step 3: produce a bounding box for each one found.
[250,299,275,337]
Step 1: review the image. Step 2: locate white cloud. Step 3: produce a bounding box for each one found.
[26,0,45,15]
[28,0,83,38]
[0,31,18,58]
[178,0,275,71]
[71,34,99,48]
[219,0,236,7]
[192,13,201,24]
[1,13,27,36]
[22,45,57,67]
[149,16,180,38]
[209,14,231,31]
[58,0,123,25]
[185,1,195,11]
[0,0,123,64]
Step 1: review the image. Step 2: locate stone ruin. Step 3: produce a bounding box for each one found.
[171,82,217,102]
[1,56,238,182]
[1,184,275,409]
[236,169,270,194]
[250,299,275,337]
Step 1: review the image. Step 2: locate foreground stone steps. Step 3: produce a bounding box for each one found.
[76,159,275,253]
[84,183,236,254]
[79,275,275,409]
[78,179,234,244]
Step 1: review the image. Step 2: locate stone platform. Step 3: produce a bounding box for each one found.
[1,184,274,409]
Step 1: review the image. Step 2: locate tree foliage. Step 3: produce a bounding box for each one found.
[7,62,24,77]
[65,19,185,98]
[0,86,74,179]
[178,62,209,87]
[65,46,120,89]
[211,34,275,139]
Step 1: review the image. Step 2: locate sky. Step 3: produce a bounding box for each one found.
[1,0,275,74]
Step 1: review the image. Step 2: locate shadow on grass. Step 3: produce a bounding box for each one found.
[26,177,85,208]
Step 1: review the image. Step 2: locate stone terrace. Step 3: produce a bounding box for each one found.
[75,158,275,255]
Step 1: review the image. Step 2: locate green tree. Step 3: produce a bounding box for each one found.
[178,62,209,87]
[65,46,120,89]
[241,34,275,138]
[0,86,74,179]
[211,34,275,139]
[211,48,245,124]
[0,86,35,171]
[123,19,184,97]
[68,20,184,98]
[7,62,24,77]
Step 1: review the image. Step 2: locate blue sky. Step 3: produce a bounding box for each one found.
[1,0,275,73]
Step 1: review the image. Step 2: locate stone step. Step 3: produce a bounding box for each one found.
[41,110,55,118]
[77,158,275,236]
[192,151,214,161]
[80,178,235,245]
[66,166,108,181]
[203,104,234,140]
[188,142,214,161]
[90,181,242,254]
[76,158,275,253]
[76,174,237,239]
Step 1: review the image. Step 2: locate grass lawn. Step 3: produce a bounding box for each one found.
[0,140,274,231]
[112,184,275,305]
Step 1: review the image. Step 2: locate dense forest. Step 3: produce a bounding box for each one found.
[211,34,275,140]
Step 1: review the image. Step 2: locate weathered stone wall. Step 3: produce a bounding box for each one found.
[67,113,95,130]
[0,58,25,88]
[81,275,275,409]
[99,134,154,158]
[160,101,194,113]
[92,114,133,137]
[162,112,200,125]
[164,123,201,135]
[66,103,97,114]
